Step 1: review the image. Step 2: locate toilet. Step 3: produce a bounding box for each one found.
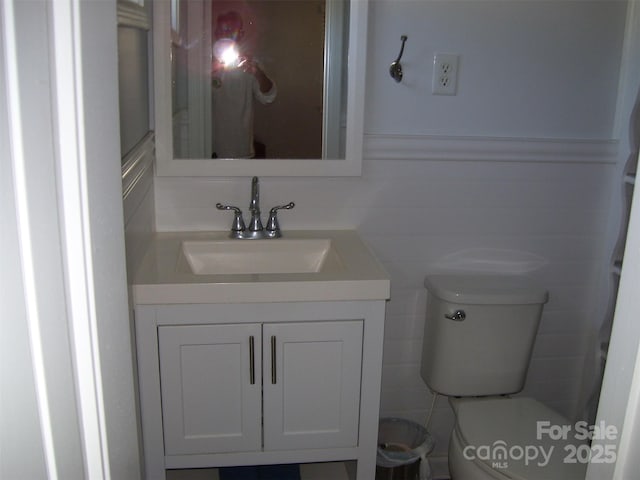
[421,274,587,480]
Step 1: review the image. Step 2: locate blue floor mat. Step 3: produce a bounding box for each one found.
[219,464,301,480]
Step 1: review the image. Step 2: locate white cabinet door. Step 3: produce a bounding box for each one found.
[263,321,363,450]
[158,324,262,455]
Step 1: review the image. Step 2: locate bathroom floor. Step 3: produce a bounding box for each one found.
[167,462,451,480]
[166,462,354,480]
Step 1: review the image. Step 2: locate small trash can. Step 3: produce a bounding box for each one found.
[376,417,435,480]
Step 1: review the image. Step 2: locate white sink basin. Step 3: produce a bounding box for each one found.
[181,238,343,275]
[133,231,390,304]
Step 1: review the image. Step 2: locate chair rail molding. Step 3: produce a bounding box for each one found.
[364,134,618,164]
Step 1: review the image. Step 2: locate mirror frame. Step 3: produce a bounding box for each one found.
[153,0,368,177]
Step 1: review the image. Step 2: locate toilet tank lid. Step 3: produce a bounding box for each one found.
[424,274,548,305]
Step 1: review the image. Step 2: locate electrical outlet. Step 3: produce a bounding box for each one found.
[432,53,459,95]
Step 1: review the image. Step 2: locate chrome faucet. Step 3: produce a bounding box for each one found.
[216,176,294,239]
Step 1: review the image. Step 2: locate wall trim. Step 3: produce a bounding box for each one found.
[117,0,150,30]
[122,132,154,225]
[122,132,154,198]
[364,134,619,164]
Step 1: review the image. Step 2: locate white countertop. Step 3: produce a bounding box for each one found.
[132,230,390,304]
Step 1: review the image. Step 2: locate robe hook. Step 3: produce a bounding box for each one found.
[389,35,408,83]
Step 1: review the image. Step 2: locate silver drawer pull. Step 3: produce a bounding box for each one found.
[249,336,255,385]
[445,310,466,321]
[271,336,277,384]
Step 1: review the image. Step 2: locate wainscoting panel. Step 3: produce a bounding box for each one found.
[154,135,618,473]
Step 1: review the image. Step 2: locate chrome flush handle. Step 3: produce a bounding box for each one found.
[445,310,466,321]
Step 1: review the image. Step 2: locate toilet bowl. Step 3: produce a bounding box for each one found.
[448,397,587,480]
[420,274,588,480]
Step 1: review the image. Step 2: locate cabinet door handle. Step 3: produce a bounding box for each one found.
[271,335,276,384]
[249,336,255,385]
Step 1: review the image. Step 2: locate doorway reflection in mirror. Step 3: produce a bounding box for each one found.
[211,11,276,158]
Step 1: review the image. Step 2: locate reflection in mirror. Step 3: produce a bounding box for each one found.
[171,0,348,160]
[154,0,367,176]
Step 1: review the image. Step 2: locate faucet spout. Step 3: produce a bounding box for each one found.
[250,176,260,213]
[247,176,264,235]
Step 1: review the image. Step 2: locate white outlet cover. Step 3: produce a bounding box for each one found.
[432,53,459,96]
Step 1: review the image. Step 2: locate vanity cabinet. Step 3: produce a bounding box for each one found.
[158,323,262,455]
[135,301,386,480]
[158,321,363,455]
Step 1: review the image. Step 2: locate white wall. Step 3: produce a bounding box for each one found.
[366,0,625,139]
[154,0,628,473]
[118,6,157,475]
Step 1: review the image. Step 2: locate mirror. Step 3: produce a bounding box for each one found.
[154,0,368,176]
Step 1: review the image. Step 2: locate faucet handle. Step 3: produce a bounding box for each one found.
[216,203,246,235]
[266,202,295,238]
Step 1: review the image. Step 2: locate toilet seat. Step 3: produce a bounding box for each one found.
[449,397,587,480]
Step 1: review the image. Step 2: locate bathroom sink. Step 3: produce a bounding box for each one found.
[181,238,343,275]
[133,230,390,304]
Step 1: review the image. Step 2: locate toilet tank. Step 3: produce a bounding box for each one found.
[420,274,548,397]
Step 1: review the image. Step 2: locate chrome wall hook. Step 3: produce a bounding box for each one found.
[389,35,408,83]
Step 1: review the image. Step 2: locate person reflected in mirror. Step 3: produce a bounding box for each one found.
[211,11,276,159]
